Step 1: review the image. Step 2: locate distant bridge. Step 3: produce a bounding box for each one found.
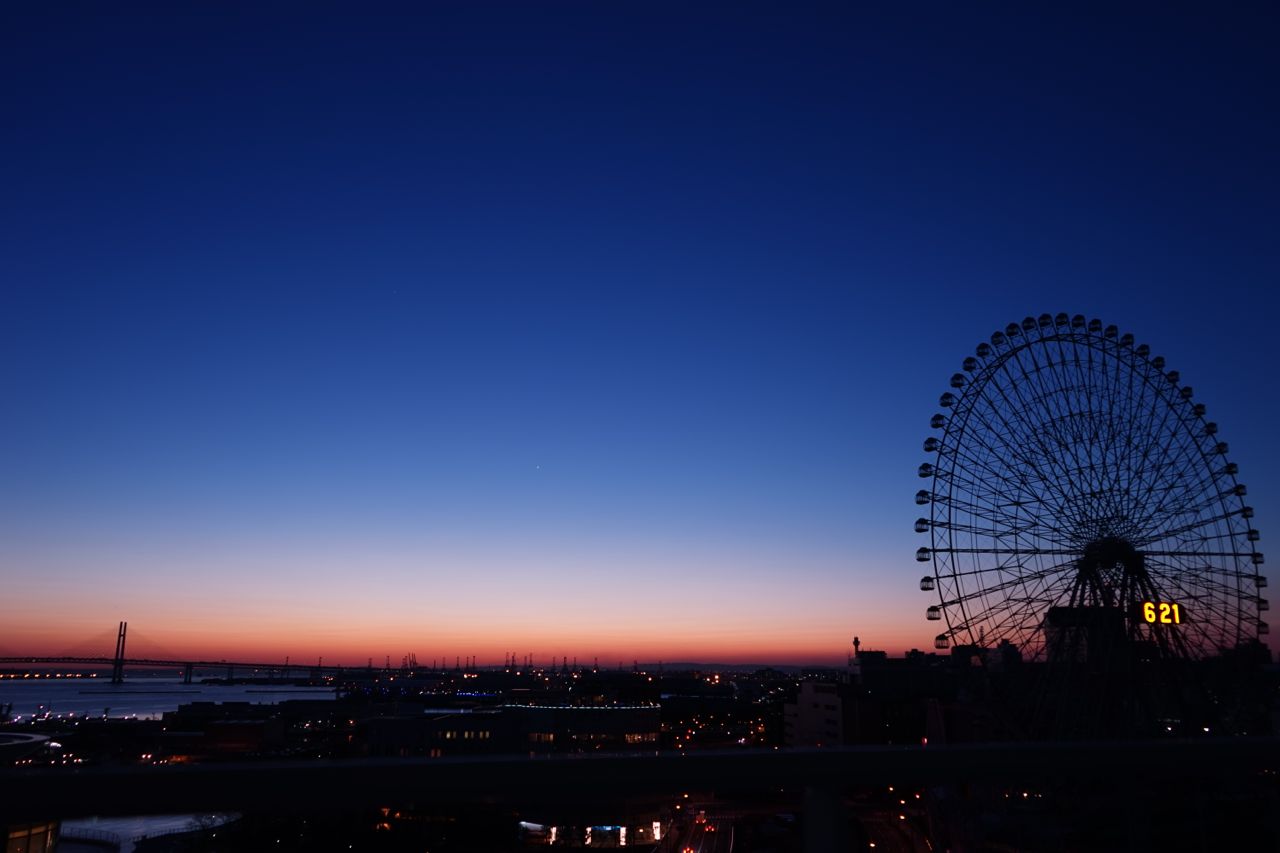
[0,622,369,684]
[0,656,357,684]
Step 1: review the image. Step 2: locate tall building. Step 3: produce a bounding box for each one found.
[783,681,842,747]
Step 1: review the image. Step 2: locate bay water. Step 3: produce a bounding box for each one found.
[0,676,335,720]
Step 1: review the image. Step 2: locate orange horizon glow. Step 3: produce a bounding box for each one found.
[1,544,941,667]
[1,612,935,668]
[0,639,924,674]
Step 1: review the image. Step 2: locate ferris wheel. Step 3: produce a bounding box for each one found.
[916,313,1267,663]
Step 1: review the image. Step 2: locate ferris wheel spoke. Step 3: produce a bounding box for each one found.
[1145,483,1233,536]
[1144,557,1247,601]
[1148,554,1245,595]
[932,521,1068,547]
[1142,469,1244,553]
[1097,341,1158,533]
[1057,338,1107,520]
[1175,526,1254,546]
[1132,430,1215,525]
[1108,374,1171,517]
[1114,338,1147,498]
[1104,339,1144,509]
[1125,389,1202,527]
[938,443,1078,541]
[942,409,1041,501]
[944,559,1078,630]
[955,589,1063,644]
[1141,548,1256,559]
[1142,476,1229,521]
[931,493,1057,530]
[1075,339,1128,522]
[934,493,1058,518]
[979,362,1090,531]
[955,388,1085,534]
[1140,516,1243,551]
[940,445,1034,502]
[950,568,1078,649]
[936,555,1077,584]
[1144,556,1246,650]
[946,577,1075,630]
[1041,336,1117,522]
[932,547,1080,556]
[935,485,1076,545]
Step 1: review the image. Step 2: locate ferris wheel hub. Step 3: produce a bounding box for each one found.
[1081,536,1139,568]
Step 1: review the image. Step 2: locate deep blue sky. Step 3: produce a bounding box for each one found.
[2,3,1276,661]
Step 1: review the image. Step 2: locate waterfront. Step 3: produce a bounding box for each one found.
[0,678,335,720]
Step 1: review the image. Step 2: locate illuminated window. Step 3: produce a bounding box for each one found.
[6,823,57,853]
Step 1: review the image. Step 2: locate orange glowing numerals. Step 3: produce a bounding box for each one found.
[1141,601,1183,624]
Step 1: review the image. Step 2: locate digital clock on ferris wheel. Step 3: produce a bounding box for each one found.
[1139,601,1187,625]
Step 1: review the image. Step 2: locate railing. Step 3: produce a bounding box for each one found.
[3,739,1276,822]
[58,826,123,848]
[128,816,238,844]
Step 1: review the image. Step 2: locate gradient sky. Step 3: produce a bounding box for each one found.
[2,4,1277,665]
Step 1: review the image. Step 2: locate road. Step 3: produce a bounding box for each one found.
[666,814,733,853]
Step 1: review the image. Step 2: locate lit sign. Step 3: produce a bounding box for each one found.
[1140,601,1185,625]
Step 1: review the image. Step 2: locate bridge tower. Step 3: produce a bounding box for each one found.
[110,621,128,684]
